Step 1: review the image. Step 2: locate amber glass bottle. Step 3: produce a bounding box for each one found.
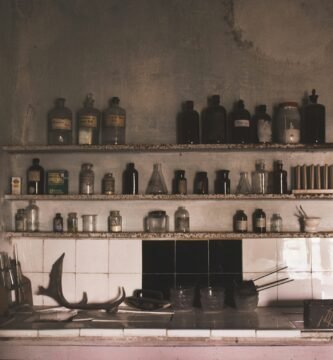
[48,98,73,145]
[102,97,126,145]
[27,158,44,195]
[230,100,251,144]
[177,101,200,144]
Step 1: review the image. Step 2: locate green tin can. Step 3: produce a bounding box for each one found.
[47,170,69,195]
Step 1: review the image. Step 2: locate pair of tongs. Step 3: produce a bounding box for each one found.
[253,266,294,292]
[295,205,308,219]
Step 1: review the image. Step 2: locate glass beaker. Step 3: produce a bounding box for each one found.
[251,160,268,194]
[276,102,301,144]
[236,172,251,194]
[146,163,168,194]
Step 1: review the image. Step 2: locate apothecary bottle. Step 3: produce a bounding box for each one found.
[234,210,248,233]
[102,173,115,195]
[194,171,209,194]
[102,97,126,145]
[230,100,251,144]
[215,170,230,194]
[108,211,122,232]
[253,105,272,143]
[79,163,94,195]
[123,163,139,195]
[277,102,301,144]
[26,201,39,232]
[302,89,325,144]
[173,170,187,195]
[67,212,78,232]
[201,95,227,144]
[146,163,168,195]
[174,206,190,232]
[273,160,288,194]
[27,158,44,195]
[177,101,200,144]
[252,160,268,194]
[15,209,27,232]
[236,172,251,194]
[48,98,73,145]
[253,209,266,233]
[77,93,101,145]
[270,213,282,232]
[53,213,63,232]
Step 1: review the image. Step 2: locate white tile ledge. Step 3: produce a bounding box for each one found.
[0,329,38,337]
[211,329,256,338]
[256,330,301,338]
[167,329,211,337]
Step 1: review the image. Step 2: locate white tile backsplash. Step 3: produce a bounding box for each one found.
[277,238,311,272]
[44,239,76,273]
[311,238,333,271]
[76,239,109,273]
[109,239,142,274]
[76,273,109,302]
[277,272,312,305]
[13,238,43,273]
[109,273,142,299]
[312,272,333,299]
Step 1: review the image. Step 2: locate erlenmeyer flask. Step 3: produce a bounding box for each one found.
[236,172,251,194]
[146,163,168,194]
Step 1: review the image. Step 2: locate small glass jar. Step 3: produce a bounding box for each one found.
[146,210,169,232]
[271,213,283,232]
[15,209,27,232]
[174,206,190,232]
[194,172,208,194]
[26,201,39,232]
[253,209,266,233]
[277,102,301,144]
[252,160,268,194]
[102,173,115,195]
[67,212,78,232]
[173,170,187,195]
[234,210,248,233]
[53,213,63,232]
[108,211,122,232]
[79,163,94,195]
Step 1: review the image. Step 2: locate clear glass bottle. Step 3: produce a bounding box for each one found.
[253,209,266,233]
[102,173,115,195]
[67,212,78,232]
[201,95,227,144]
[27,158,44,195]
[122,163,139,194]
[234,210,248,233]
[177,100,200,144]
[230,100,251,144]
[215,170,230,194]
[174,206,190,232]
[79,163,94,195]
[236,172,251,194]
[194,172,209,194]
[252,160,269,194]
[48,98,73,145]
[108,211,122,232]
[26,201,39,232]
[77,93,101,145]
[102,97,126,145]
[15,209,27,232]
[277,102,301,144]
[173,170,187,195]
[271,213,283,232]
[53,213,63,232]
[253,105,272,143]
[273,160,288,194]
[146,163,168,194]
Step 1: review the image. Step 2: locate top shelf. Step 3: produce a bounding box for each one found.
[2,143,333,154]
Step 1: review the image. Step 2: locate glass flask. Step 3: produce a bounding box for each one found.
[26,201,39,232]
[253,208,266,233]
[27,158,44,195]
[79,163,94,195]
[146,163,168,194]
[234,210,248,233]
[230,100,251,144]
[102,97,126,144]
[146,211,169,232]
[174,206,190,232]
[108,210,122,232]
[77,93,101,145]
[102,173,115,195]
[253,105,272,143]
[122,163,139,195]
[215,170,230,194]
[67,212,78,232]
[273,160,288,194]
[201,95,227,144]
[177,100,200,144]
[173,170,187,195]
[277,102,301,144]
[251,160,268,194]
[302,89,325,144]
[236,172,251,194]
[270,213,283,232]
[194,172,209,194]
[48,98,73,145]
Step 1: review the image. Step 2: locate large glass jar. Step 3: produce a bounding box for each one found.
[277,102,301,144]
[102,97,126,145]
[77,93,101,145]
[26,201,39,232]
[177,100,200,144]
[48,98,73,145]
[79,163,94,195]
[251,160,268,194]
[145,210,169,232]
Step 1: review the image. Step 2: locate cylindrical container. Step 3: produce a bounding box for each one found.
[251,160,268,194]
[200,286,225,312]
[234,210,248,233]
[170,286,195,311]
[79,163,94,195]
[273,160,288,194]
[194,172,208,194]
[48,98,73,145]
[82,215,97,232]
[15,209,27,232]
[53,213,63,232]
[26,201,39,232]
[174,206,190,232]
[253,209,266,233]
[270,213,282,232]
[67,212,78,232]
[27,158,44,195]
[146,211,169,232]
[215,170,230,194]
[230,100,251,144]
[123,163,139,194]
[102,173,115,195]
[253,104,272,143]
[177,100,200,144]
[174,170,187,195]
[102,97,126,145]
[108,211,122,232]
[277,102,301,144]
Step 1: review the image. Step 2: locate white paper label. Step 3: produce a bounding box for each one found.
[234,119,250,128]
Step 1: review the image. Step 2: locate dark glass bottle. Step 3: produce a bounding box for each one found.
[215,170,230,194]
[173,170,187,195]
[48,98,73,145]
[53,213,63,232]
[194,172,208,194]
[122,163,139,194]
[252,105,272,143]
[253,209,266,233]
[273,160,288,194]
[102,97,126,145]
[302,89,325,144]
[27,158,44,195]
[230,100,251,144]
[77,93,101,145]
[177,101,200,144]
[234,210,248,233]
[201,95,227,144]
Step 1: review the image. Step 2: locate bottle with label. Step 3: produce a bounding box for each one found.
[253,209,266,233]
[215,170,230,194]
[270,213,282,232]
[122,163,139,195]
[201,95,227,144]
[53,213,63,232]
[27,158,44,195]
[234,210,248,233]
[48,98,73,145]
[102,173,115,195]
[194,172,209,194]
[79,163,94,195]
[273,160,288,194]
[102,97,126,145]
[252,160,268,194]
[230,100,251,143]
[77,93,101,145]
[302,89,325,144]
[67,212,78,232]
[108,211,122,232]
[253,105,272,143]
[146,163,168,195]
[15,209,27,232]
[173,170,187,195]
[26,201,39,232]
[174,206,190,232]
[276,102,301,144]
[177,101,200,144]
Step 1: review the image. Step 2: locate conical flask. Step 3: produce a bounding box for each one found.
[236,172,251,194]
[146,163,168,194]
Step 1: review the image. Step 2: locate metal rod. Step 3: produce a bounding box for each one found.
[256,277,289,289]
[258,279,294,292]
[252,266,288,282]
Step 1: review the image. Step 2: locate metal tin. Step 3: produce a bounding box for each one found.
[47,170,69,195]
[82,214,97,232]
